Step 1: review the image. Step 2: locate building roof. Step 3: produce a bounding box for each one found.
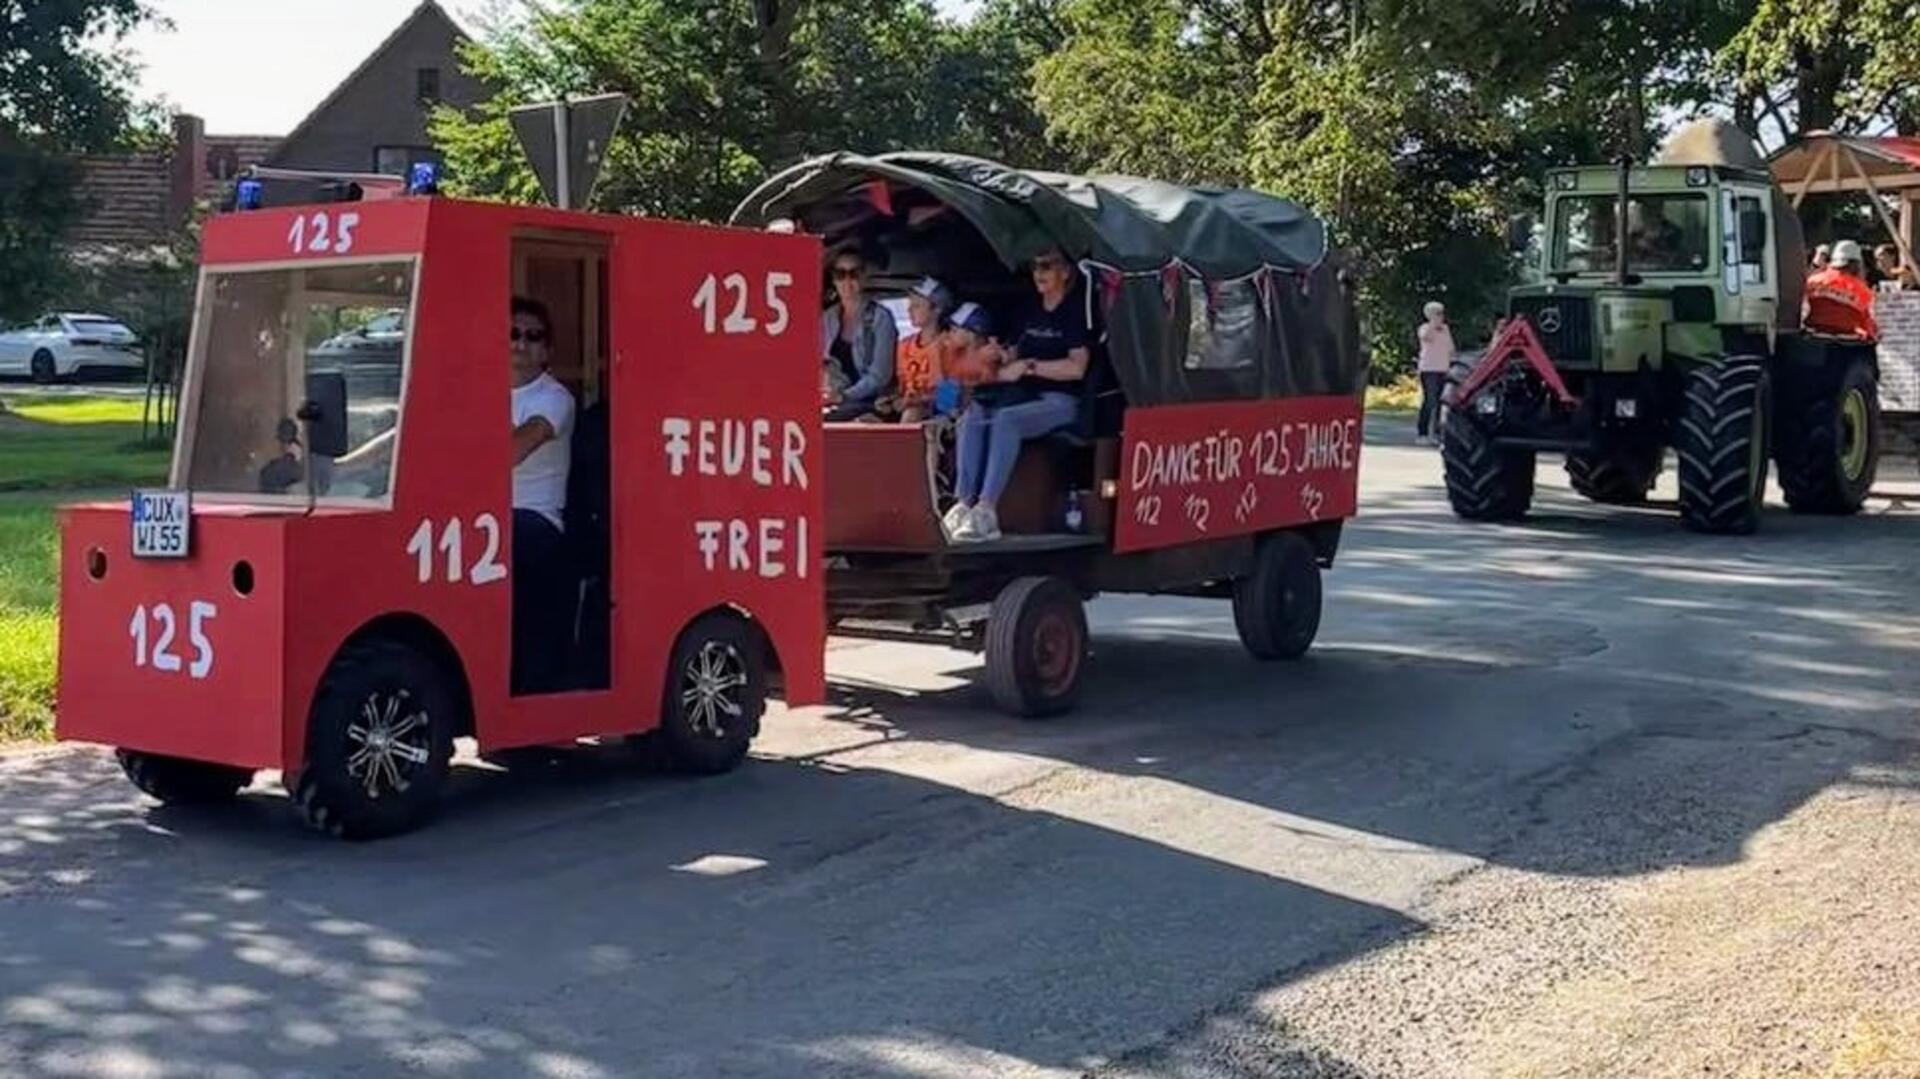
[270,0,468,164]
[1769,134,1920,195]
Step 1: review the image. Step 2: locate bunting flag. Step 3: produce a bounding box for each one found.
[1160,263,1183,312]
[864,180,893,216]
[1097,265,1124,314]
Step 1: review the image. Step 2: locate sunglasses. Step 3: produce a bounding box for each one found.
[831,266,864,280]
[510,327,548,344]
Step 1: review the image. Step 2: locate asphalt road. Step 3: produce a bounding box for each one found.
[4,418,1918,1078]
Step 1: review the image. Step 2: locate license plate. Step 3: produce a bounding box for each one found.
[130,490,191,559]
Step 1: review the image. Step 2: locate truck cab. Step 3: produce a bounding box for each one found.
[57,194,827,837]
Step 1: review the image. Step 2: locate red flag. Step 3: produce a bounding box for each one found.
[865,180,893,216]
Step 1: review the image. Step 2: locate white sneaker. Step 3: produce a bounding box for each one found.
[965,505,1002,542]
[941,502,973,539]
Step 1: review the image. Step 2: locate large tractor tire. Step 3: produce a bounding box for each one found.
[1777,355,1879,515]
[1565,446,1662,505]
[984,576,1089,719]
[1232,532,1323,660]
[1676,355,1769,535]
[292,637,458,840]
[1440,367,1535,521]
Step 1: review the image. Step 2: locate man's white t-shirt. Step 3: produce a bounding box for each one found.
[512,372,575,530]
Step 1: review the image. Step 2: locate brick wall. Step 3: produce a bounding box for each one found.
[70,151,173,245]
[1877,292,1920,413]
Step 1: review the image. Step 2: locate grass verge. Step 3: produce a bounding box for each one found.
[0,391,170,740]
[0,496,60,742]
[1365,375,1422,413]
[1,392,172,492]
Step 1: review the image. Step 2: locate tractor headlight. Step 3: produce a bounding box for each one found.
[1475,394,1500,415]
[1615,398,1638,419]
[1685,166,1711,187]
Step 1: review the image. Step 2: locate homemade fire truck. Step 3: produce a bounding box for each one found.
[58,156,1365,838]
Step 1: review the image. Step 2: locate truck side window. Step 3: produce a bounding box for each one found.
[1736,196,1766,283]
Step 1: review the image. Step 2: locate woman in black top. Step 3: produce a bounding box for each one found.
[944,248,1091,542]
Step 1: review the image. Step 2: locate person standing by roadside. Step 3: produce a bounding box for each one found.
[1415,301,1455,446]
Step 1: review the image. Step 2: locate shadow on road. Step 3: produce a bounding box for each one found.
[0,737,1403,1077]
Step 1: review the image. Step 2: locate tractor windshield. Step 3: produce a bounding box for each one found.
[179,260,414,502]
[1553,194,1711,274]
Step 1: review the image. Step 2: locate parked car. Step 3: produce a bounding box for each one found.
[0,313,145,382]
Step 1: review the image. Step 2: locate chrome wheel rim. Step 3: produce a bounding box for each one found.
[680,642,747,739]
[346,690,430,799]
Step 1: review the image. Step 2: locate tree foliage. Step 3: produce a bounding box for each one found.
[434,0,1063,222]
[0,0,157,321]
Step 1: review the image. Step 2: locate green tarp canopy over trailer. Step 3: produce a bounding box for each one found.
[730,152,1365,408]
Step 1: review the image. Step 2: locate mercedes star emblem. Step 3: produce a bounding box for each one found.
[1536,306,1563,333]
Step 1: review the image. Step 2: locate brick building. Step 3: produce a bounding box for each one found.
[69,0,484,247]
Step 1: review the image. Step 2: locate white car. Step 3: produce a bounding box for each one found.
[0,313,145,382]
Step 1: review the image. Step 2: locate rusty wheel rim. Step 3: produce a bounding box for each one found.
[1030,611,1083,696]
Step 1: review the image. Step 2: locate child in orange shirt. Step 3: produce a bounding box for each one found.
[893,277,952,423]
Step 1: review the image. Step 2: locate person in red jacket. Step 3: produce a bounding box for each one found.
[1804,239,1879,341]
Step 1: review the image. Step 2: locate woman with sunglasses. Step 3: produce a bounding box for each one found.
[820,247,899,422]
[945,248,1090,542]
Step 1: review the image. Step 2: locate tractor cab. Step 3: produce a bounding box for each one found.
[57,190,827,837]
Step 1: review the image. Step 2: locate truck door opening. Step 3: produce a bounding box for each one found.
[510,234,611,694]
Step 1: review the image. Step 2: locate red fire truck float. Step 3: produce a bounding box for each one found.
[55,155,1365,837]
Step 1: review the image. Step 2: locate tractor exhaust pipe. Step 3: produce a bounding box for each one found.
[1614,154,1632,288]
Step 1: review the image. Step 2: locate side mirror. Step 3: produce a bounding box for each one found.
[299,371,349,458]
[1507,214,1535,254]
[1739,208,1768,262]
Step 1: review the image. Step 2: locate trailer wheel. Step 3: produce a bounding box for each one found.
[1441,407,1535,521]
[1677,356,1769,535]
[1232,532,1323,661]
[116,749,252,805]
[292,638,457,840]
[1566,446,1662,505]
[1778,355,1878,515]
[985,576,1088,719]
[658,613,766,775]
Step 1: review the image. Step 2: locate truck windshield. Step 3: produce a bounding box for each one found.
[1554,194,1711,274]
[181,261,413,501]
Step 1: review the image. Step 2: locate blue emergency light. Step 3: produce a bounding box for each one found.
[408,162,439,196]
[235,178,263,210]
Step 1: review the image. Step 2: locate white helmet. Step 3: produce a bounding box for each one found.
[1831,239,1864,267]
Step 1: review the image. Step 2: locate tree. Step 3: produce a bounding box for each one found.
[0,0,158,320]
[1721,0,1920,143]
[434,0,1066,221]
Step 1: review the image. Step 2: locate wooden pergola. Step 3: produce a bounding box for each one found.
[1769,133,1920,268]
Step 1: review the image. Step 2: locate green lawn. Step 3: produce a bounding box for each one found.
[0,392,171,740]
[0,495,61,741]
[1,393,173,492]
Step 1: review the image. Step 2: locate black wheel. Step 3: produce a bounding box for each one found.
[1676,356,1769,535]
[29,350,57,384]
[116,749,252,805]
[1440,378,1535,522]
[1232,531,1323,660]
[658,613,766,774]
[984,576,1089,719]
[1777,356,1879,515]
[1566,446,1662,505]
[292,638,458,839]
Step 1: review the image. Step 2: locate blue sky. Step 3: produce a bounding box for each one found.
[129,0,982,134]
